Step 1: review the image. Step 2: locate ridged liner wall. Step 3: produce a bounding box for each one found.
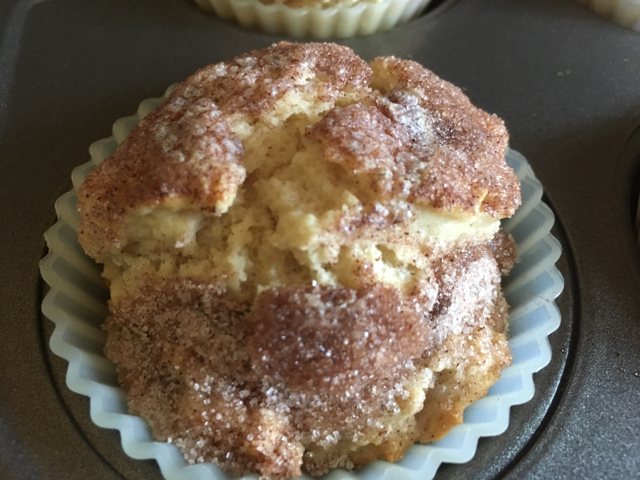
[40,90,564,480]
[193,0,432,39]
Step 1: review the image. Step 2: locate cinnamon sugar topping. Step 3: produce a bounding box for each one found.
[77,43,521,479]
[175,42,372,116]
[251,284,431,391]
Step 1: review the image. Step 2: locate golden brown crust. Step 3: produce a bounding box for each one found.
[305,56,520,217]
[77,42,374,262]
[176,41,372,117]
[78,98,245,260]
[78,43,520,263]
[488,228,517,275]
[251,284,432,392]
[102,233,515,479]
[415,326,511,443]
[427,235,510,345]
[370,56,520,216]
[105,277,304,478]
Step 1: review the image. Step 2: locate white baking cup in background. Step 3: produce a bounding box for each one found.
[578,0,640,30]
[40,91,564,480]
[193,0,431,39]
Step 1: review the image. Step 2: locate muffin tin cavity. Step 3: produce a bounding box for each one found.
[40,89,563,480]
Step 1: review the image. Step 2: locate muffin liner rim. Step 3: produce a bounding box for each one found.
[193,0,433,39]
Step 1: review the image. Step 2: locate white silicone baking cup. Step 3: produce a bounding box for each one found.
[636,197,640,243]
[578,0,640,29]
[40,91,564,480]
[194,0,431,39]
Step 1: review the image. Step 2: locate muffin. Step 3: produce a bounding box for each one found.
[193,0,432,38]
[578,0,640,29]
[77,42,520,479]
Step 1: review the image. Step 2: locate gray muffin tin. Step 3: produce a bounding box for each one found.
[0,0,639,479]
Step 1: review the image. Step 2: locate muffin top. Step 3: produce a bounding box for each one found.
[78,42,519,265]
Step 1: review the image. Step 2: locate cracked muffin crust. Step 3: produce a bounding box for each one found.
[78,42,520,479]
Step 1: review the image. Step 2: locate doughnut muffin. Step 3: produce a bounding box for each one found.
[77,42,520,479]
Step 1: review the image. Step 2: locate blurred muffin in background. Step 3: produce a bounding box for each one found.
[194,0,432,38]
[578,0,640,30]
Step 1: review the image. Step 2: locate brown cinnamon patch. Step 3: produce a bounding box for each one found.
[250,284,432,392]
[176,41,372,116]
[78,98,244,260]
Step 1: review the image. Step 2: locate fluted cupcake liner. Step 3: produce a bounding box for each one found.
[194,0,432,38]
